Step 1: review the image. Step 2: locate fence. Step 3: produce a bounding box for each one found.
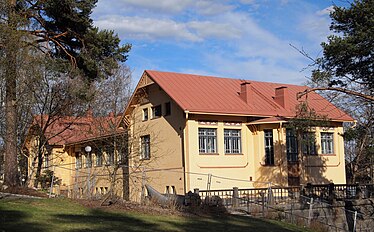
[197,184,374,232]
[302,183,374,202]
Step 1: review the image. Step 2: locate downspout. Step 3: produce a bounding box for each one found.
[278,122,286,185]
[181,111,189,194]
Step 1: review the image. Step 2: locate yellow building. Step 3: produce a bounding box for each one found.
[122,70,353,199]
[26,70,353,202]
[25,113,128,199]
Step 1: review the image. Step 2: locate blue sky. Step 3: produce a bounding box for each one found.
[92,0,349,85]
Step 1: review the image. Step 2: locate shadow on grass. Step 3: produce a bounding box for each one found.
[158,214,303,232]
[0,208,48,232]
[1,198,304,232]
[54,209,161,232]
[55,208,302,232]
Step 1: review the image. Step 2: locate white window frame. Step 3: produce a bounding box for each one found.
[264,129,274,165]
[95,149,103,167]
[140,135,150,159]
[142,108,148,121]
[198,128,217,154]
[321,132,334,154]
[224,129,241,154]
[151,105,162,119]
[75,152,82,169]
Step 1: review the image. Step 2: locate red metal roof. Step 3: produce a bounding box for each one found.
[144,70,353,121]
[30,114,124,146]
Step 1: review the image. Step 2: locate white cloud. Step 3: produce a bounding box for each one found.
[94,14,243,42]
[187,21,241,39]
[112,0,194,13]
[298,7,332,44]
[93,0,327,84]
[317,6,334,16]
[94,16,201,41]
[239,0,256,5]
[195,1,235,15]
[203,52,306,84]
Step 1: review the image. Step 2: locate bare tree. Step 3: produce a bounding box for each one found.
[91,64,133,116]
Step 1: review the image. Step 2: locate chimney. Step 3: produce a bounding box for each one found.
[240,82,253,104]
[108,111,115,117]
[274,86,289,109]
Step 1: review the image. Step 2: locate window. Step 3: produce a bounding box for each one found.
[264,130,274,165]
[199,128,217,153]
[75,152,82,169]
[140,135,150,159]
[96,149,102,166]
[165,102,171,116]
[105,146,114,165]
[142,108,148,121]
[302,132,317,155]
[321,132,334,154]
[224,129,241,154]
[85,153,92,168]
[286,129,298,162]
[44,154,49,169]
[152,105,162,118]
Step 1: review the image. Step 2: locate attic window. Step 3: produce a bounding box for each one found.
[143,108,148,121]
[152,105,162,119]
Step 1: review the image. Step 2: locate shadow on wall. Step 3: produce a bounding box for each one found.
[255,140,331,187]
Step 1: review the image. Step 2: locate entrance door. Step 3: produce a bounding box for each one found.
[286,129,300,186]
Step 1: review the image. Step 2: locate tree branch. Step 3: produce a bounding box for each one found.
[297,87,374,102]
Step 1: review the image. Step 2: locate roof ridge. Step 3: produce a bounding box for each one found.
[146,70,308,88]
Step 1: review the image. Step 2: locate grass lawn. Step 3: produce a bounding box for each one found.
[1,197,308,232]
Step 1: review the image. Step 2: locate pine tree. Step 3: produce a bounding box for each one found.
[0,0,131,186]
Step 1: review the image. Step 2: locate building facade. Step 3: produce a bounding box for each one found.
[122,70,353,199]
[26,70,353,201]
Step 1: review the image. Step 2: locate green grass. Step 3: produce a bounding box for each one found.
[1,198,307,232]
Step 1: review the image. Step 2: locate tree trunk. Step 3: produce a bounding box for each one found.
[33,148,44,188]
[4,0,19,187]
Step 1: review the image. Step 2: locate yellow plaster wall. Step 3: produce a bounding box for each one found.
[184,118,347,191]
[184,115,257,191]
[127,83,186,200]
[303,126,346,184]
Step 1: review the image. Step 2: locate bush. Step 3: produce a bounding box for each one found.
[36,170,61,190]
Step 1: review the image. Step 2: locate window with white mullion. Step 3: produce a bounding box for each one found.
[264,130,274,165]
[321,132,334,154]
[199,128,217,153]
[224,129,241,154]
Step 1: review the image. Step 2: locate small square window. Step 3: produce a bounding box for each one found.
[142,108,148,121]
[165,102,171,116]
[152,105,162,119]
